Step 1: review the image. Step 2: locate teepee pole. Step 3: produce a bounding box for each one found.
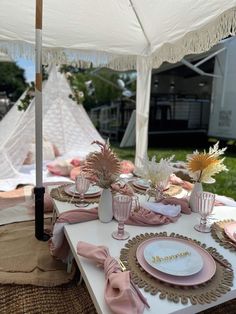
[34,0,47,241]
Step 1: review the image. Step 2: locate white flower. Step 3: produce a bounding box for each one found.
[135,154,174,187]
[186,141,228,184]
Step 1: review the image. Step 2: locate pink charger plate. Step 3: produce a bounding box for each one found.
[224,222,236,243]
[136,237,216,286]
[64,184,101,198]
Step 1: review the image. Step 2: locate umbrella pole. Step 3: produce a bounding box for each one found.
[34,0,48,241]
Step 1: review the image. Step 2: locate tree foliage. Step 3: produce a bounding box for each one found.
[60,65,136,111]
[0,62,28,101]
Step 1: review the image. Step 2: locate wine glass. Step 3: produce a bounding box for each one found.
[155,177,170,202]
[75,174,90,207]
[112,194,132,240]
[194,191,215,233]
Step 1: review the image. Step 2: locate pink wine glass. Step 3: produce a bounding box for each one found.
[112,194,132,240]
[194,191,215,233]
[75,174,90,207]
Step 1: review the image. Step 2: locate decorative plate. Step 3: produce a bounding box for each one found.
[224,222,236,243]
[64,184,101,198]
[143,239,203,276]
[136,237,216,286]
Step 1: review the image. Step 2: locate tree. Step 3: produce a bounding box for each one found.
[60,65,136,111]
[0,62,27,101]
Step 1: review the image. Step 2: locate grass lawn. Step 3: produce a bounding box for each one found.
[113,145,236,200]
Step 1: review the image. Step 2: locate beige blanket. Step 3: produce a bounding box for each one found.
[0,220,75,286]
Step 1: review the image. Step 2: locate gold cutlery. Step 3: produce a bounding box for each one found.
[118,259,127,272]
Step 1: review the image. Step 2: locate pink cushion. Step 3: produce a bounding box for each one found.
[70,157,82,167]
[70,166,81,180]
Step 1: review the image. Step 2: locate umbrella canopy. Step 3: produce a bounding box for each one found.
[1,1,236,69]
[1,1,236,166]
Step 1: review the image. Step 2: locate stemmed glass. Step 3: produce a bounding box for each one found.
[112,194,132,240]
[155,177,170,202]
[74,174,90,207]
[194,191,215,233]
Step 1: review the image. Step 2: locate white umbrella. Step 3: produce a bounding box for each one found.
[0,0,236,239]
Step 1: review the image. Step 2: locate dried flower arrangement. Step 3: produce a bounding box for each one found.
[81,140,121,189]
[135,154,174,188]
[186,142,228,183]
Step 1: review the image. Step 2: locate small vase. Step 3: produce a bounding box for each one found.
[98,188,113,223]
[189,182,203,212]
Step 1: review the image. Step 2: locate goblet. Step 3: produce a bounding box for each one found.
[194,191,215,233]
[112,194,132,240]
[75,174,90,207]
[155,177,170,202]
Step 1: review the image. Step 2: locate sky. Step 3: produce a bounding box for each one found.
[16,57,35,83]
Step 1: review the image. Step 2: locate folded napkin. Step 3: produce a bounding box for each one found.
[161,197,191,214]
[214,194,236,207]
[141,201,181,217]
[169,174,193,191]
[111,182,134,196]
[77,241,149,314]
[49,207,98,261]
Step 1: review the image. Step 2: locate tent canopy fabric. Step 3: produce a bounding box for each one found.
[0,66,104,179]
[1,1,236,167]
[0,1,236,70]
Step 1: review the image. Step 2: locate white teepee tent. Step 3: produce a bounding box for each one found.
[0,66,104,180]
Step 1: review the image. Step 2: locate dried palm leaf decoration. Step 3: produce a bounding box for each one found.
[82,140,121,189]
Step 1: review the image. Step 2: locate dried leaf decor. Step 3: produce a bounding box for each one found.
[82,140,121,189]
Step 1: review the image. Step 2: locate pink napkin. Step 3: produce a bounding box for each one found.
[50,204,183,260]
[77,241,149,314]
[169,174,193,191]
[161,197,191,214]
[126,207,178,225]
[111,182,134,196]
[49,208,98,261]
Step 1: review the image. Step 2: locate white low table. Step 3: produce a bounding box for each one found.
[64,206,236,314]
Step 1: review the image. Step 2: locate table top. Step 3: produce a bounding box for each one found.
[64,205,236,314]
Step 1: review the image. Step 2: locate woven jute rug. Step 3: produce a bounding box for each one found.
[0,219,75,286]
[0,279,235,314]
[0,280,97,314]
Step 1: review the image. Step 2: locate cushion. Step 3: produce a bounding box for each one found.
[70,166,82,181]
[47,159,73,177]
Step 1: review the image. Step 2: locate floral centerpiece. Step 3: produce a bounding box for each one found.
[81,140,121,222]
[186,141,228,184]
[81,140,121,188]
[186,142,228,212]
[136,154,174,187]
[135,154,174,200]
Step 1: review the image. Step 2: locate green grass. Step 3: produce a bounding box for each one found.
[112,145,236,200]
